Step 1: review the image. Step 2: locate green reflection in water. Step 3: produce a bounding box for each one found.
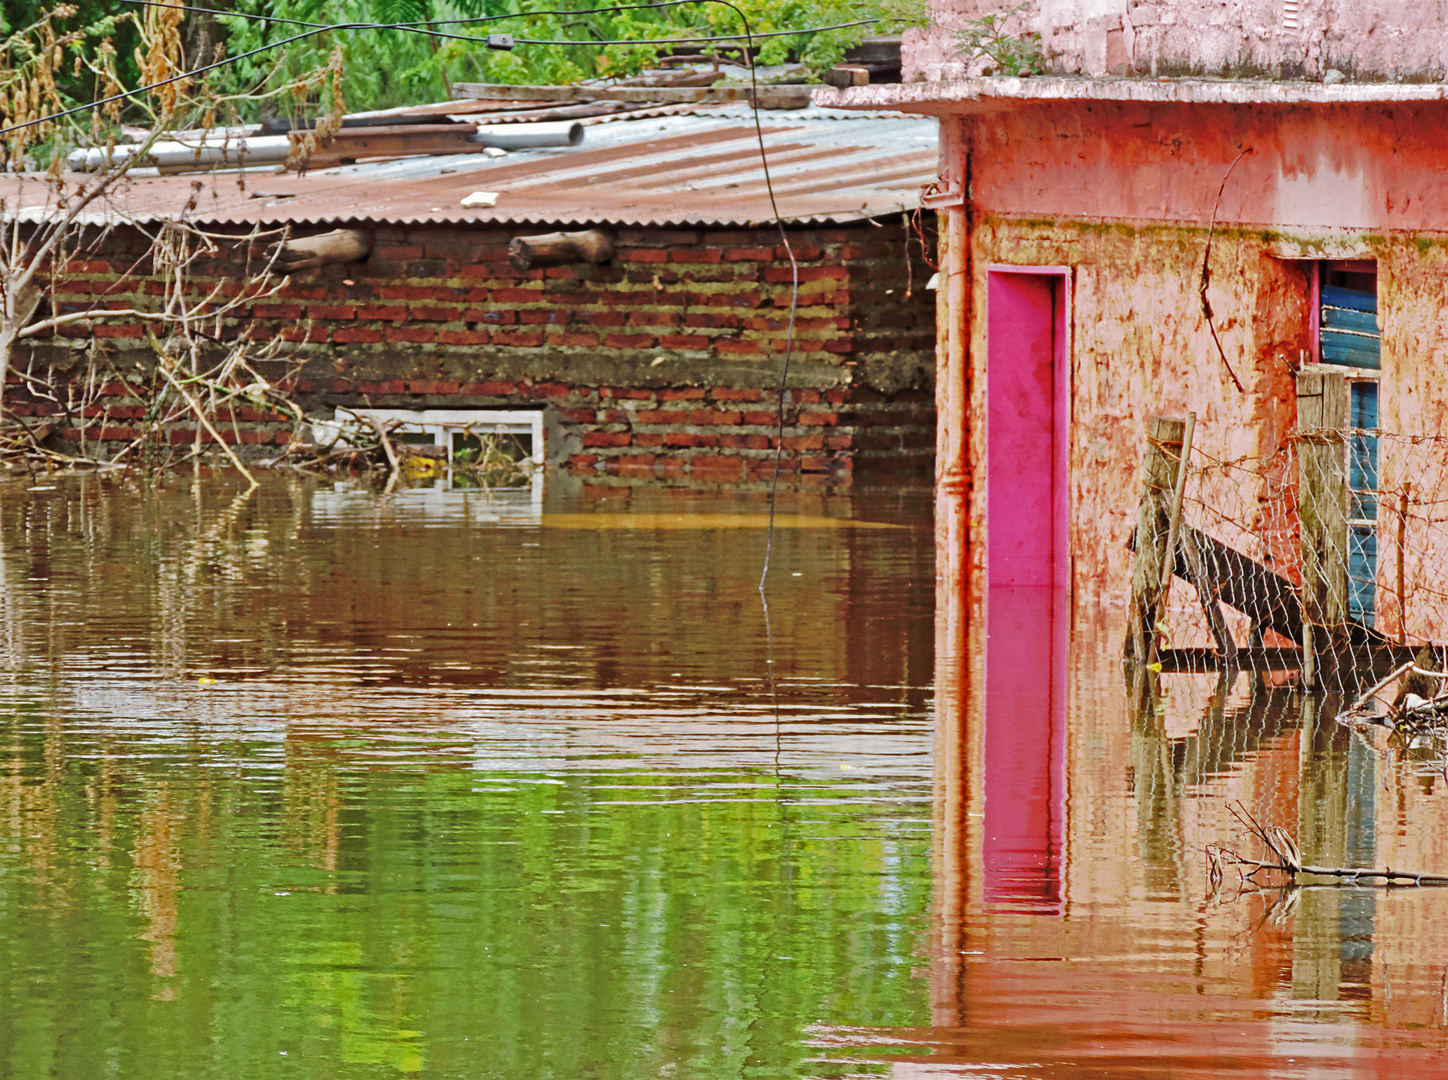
[0,718,931,1080]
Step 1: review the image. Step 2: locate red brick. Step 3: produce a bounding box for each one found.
[579,311,628,327]
[583,431,631,448]
[633,432,665,447]
[710,387,763,402]
[672,249,722,264]
[491,331,544,347]
[464,308,515,325]
[798,412,838,427]
[546,332,600,348]
[377,284,445,301]
[274,430,293,446]
[333,327,383,344]
[409,380,460,395]
[93,324,144,339]
[688,409,742,426]
[824,434,853,451]
[491,288,542,304]
[308,304,355,320]
[557,407,595,423]
[604,333,655,349]
[356,305,407,321]
[782,434,825,451]
[621,249,668,263]
[719,433,771,450]
[283,326,329,343]
[665,432,717,448]
[658,388,706,401]
[632,409,688,425]
[568,453,599,468]
[599,387,653,400]
[743,410,777,425]
[715,340,763,355]
[724,247,773,262]
[409,305,463,321]
[254,303,302,319]
[439,329,492,346]
[471,381,516,396]
[385,326,437,344]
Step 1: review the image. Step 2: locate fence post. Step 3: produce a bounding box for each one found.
[1126,416,1187,664]
[1297,370,1349,689]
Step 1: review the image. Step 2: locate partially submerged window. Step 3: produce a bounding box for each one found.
[316,408,544,492]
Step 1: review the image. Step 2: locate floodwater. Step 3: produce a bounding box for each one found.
[4,475,1448,1078]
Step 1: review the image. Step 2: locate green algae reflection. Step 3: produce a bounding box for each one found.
[0,719,932,1080]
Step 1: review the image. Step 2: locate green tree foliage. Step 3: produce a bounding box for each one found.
[212,0,922,116]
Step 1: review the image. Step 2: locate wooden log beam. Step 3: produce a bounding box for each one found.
[508,229,615,271]
[276,228,373,272]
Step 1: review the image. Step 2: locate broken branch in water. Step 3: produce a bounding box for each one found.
[1209,801,1448,887]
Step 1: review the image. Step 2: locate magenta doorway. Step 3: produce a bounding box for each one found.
[983,269,1069,913]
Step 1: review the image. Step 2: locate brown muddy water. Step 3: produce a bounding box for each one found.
[1,474,1447,1079]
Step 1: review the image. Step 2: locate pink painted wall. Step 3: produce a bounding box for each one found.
[907,0,1448,81]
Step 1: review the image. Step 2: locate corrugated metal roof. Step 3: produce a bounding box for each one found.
[5,105,937,229]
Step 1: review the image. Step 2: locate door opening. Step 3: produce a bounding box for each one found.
[983,268,1069,913]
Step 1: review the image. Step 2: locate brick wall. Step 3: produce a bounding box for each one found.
[15,218,936,487]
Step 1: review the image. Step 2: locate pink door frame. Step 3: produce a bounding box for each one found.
[982,265,1071,912]
[985,266,1071,591]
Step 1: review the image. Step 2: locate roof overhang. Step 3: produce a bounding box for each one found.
[814,76,1448,116]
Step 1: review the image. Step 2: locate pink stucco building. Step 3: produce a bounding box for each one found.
[817,2,1448,922]
[821,3,1448,663]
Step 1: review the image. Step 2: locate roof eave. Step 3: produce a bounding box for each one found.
[813,76,1448,115]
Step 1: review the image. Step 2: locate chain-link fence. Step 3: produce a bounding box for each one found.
[1139,422,1448,700]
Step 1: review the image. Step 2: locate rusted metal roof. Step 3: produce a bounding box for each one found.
[8,105,937,229]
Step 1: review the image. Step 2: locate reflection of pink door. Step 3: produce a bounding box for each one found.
[984,271,1067,913]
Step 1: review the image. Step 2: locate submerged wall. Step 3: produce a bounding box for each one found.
[13,220,936,488]
[935,100,1448,634]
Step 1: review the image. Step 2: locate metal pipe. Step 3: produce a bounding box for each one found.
[67,135,292,172]
[67,119,585,172]
[469,121,583,148]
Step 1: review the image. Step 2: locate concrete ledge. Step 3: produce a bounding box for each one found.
[813,75,1448,114]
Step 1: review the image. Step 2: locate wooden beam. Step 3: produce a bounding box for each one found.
[1125,415,1187,664]
[289,124,479,168]
[507,229,615,271]
[276,228,373,272]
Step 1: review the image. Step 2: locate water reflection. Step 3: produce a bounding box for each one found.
[871,493,1448,1077]
[0,474,936,1080]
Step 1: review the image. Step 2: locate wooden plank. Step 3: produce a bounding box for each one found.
[1299,368,1350,686]
[1321,307,1379,333]
[1321,284,1377,313]
[1125,416,1186,664]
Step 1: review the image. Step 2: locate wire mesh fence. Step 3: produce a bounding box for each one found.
[1141,422,1448,701]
